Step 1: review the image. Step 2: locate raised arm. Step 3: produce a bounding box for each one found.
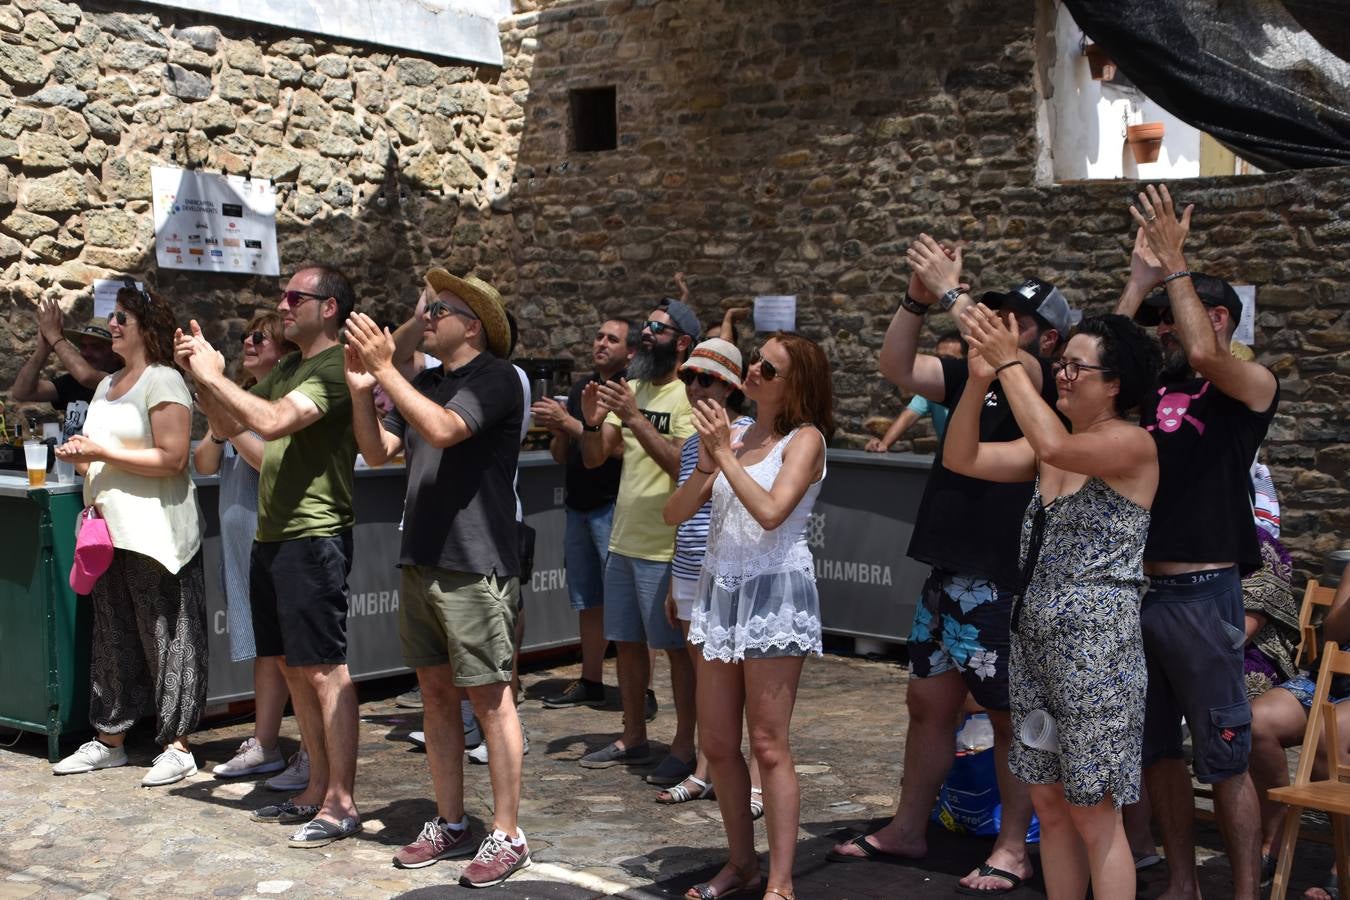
[38,301,105,389]
[880,237,973,402]
[1131,184,1277,413]
[941,350,1037,484]
[10,336,59,402]
[389,289,430,381]
[347,312,471,450]
[345,345,404,466]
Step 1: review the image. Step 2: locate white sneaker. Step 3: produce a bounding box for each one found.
[213,737,285,778]
[52,739,128,775]
[467,725,529,765]
[141,748,198,786]
[264,750,310,792]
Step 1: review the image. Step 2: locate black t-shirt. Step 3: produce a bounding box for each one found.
[907,357,1058,590]
[383,353,523,578]
[1142,376,1278,572]
[53,373,95,442]
[563,371,624,512]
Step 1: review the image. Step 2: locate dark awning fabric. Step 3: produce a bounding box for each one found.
[1062,0,1350,171]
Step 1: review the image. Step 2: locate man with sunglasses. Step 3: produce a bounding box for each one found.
[1114,186,1277,900]
[832,238,1074,894]
[531,318,638,709]
[345,269,531,887]
[11,299,120,441]
[175,263,361,849]
[577,299,700,779]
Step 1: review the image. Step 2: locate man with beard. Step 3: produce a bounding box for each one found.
[577,299,699,784]
[531,318,638,708]
[829,236,1075,895]
[1116,185,1277,900]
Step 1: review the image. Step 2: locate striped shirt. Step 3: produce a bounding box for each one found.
[673,417,755,583]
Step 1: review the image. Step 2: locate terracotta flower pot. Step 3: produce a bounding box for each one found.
[1126,122,1165,164]
[1084,43,1116,81]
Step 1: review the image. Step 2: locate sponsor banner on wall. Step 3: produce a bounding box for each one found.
[151,165,279,276]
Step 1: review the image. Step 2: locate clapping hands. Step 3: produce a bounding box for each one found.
[961,303,1020,379]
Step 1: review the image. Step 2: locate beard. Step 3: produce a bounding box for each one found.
[1159,345,1191,385]
[627,339,677,381]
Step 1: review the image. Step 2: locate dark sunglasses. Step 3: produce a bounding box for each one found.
[643,319,682,336]
[679,370,726,389]
[1052,359,1113,382]
[279,289,328,309]
[107,310,130,326]
[427,300,479,322]
[240,330,268,347]
[749,347,778,381]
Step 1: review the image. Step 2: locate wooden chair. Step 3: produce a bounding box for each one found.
[1269,641,1350,900]
[1296,579,1339,668]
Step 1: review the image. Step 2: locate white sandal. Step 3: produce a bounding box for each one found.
[657,774,715,804]
[750,787,764,820]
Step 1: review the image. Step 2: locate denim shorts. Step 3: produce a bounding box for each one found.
[603,552,684,650]
[250,532,353,667]
[565,504,613,611]
[1140,567,1251,784]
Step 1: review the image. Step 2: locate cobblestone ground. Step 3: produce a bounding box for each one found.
[0,653,1332,898]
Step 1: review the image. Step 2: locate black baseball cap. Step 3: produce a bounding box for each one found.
[1135,272,1243,326]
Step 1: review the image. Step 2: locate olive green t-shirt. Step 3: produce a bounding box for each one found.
[251,345,356,542]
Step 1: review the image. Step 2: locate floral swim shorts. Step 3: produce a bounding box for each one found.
[906,567,1013,711]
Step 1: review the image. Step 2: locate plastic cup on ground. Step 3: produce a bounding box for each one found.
[1020,708,1060,753]
[23,441,47,487]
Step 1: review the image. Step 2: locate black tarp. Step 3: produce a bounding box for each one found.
[1062,0,1350,171]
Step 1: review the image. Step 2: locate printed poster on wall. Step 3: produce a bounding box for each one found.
[150,165,279,276]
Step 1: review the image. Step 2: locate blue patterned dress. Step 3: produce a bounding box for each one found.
[1009,477,1149,807]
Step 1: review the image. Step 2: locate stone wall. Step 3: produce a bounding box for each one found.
[0,0,522,377]
[500,0,1350,579]
[2,0,1346,578]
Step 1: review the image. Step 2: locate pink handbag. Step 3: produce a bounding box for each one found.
[70,505,114,594]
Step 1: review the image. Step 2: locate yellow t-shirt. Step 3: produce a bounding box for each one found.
[82,365,202,574]
[606,378,695,562]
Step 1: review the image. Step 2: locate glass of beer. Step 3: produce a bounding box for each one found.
[23,440,47,488]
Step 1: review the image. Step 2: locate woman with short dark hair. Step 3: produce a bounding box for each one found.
[946,308,1162,900]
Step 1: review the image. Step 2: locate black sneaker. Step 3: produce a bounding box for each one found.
[646,689,658,722]
[542,678,605,709]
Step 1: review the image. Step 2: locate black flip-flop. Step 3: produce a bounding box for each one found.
[953,864,1026,895]
[825,833,912,864]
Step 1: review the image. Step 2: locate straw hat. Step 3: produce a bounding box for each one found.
[424,268,511,359]
[62,323,113,344]
[679,338,744,389]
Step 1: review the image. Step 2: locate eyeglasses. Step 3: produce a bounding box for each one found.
[749,347,778,381]
[278,289,328,309]
[643,319,682,336]
[240,330,268,347]
[107,310,130,326]
[679,370,727,389]
[1052,359,1113,382]
[426,300,479,322]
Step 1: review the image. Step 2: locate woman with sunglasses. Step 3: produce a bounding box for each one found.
[53,283,207,788]
[944,307,1161,900]
[658,339,763,813]
[666,333,834,900]
[193,313,309,786]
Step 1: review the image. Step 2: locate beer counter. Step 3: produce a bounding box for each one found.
[0,449,934,760]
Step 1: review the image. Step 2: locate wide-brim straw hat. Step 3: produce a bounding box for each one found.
[424,268,511,359]
[679,338,744,389]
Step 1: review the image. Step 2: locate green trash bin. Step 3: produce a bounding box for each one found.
[0,478,91,762]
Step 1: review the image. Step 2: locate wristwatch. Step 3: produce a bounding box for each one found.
[939,287,969,311]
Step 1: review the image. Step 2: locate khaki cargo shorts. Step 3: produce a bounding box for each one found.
[400,565,519,687]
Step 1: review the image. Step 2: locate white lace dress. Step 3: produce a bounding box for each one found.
[689,426,826,662]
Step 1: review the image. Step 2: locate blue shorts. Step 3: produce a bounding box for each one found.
[1140,567,1251,784]
[603,552,684,651]
[907,568,1012,711]
[1279,676,1350,709]
[565,504,613,611]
